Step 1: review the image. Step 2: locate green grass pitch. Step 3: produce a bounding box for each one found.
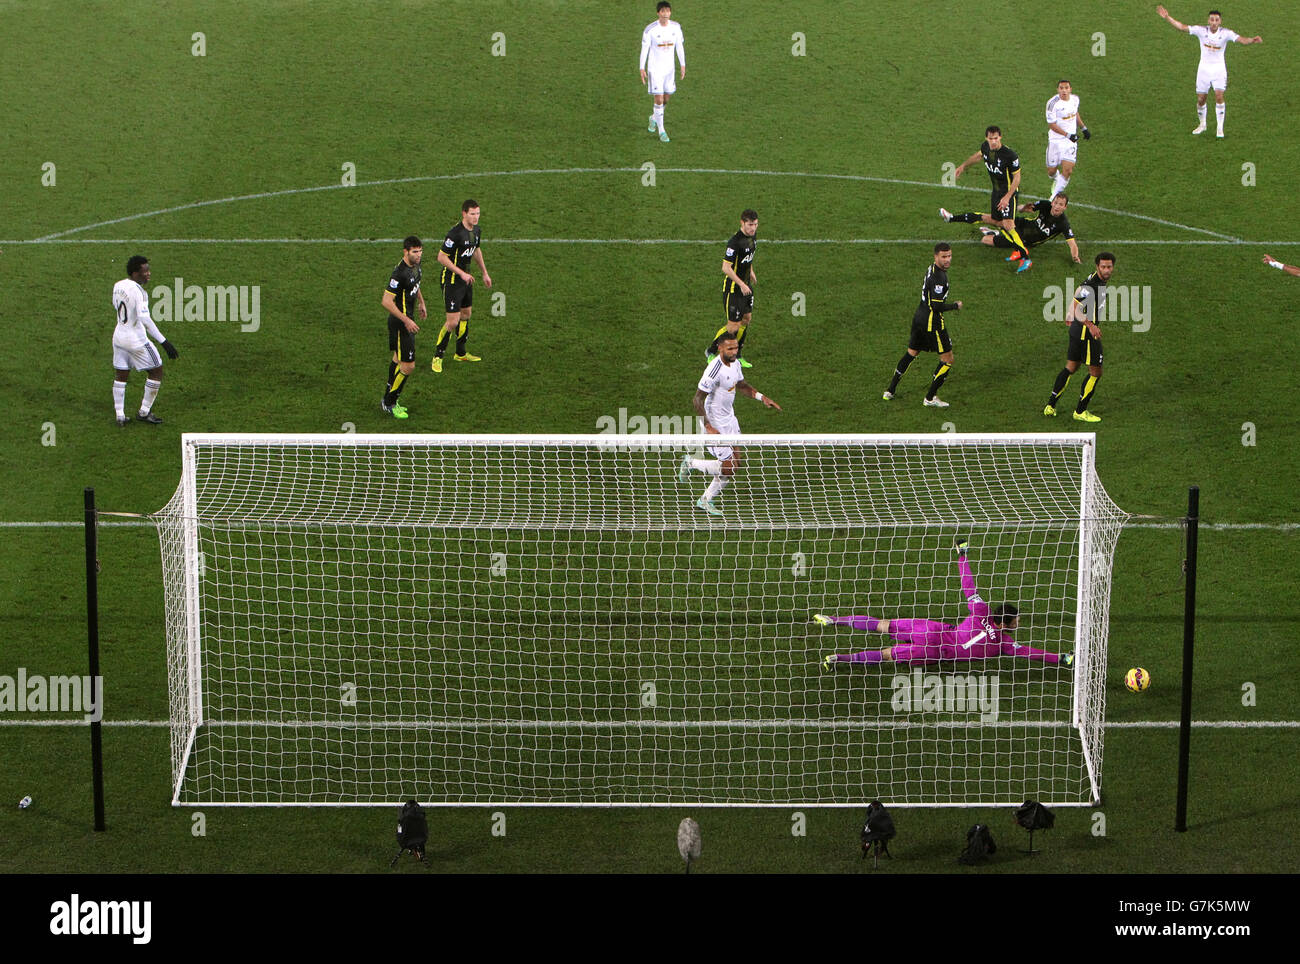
[0,0,1297,874]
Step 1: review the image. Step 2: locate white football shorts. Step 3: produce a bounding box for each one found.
[707,412,740,461]
[1196,66,1227,94]
[113,338,162,371]
[1046,138,1078,168]
[647,69,676,96]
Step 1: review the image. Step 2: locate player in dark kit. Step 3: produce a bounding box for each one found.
[883,243,963,408]
[708,209,759,368]
[981,194,1082,264]
[944,125,1033,271]
[1044,251,1115,423]
[381,236,426,419]
[432,199,492,372]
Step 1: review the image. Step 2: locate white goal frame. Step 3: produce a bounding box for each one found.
[156,433,1127,808]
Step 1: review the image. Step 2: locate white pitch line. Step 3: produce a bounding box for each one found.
[1125,522,1300,531]
[1,718,1296,729]
[0,521,152,528]
[26,166,1242,243]
[5,238,1299,246]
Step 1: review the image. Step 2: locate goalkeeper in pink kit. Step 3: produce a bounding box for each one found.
[816,541,1073,669]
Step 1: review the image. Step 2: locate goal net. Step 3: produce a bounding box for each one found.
[155,433,1127,807]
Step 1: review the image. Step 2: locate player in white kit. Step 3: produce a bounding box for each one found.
[639,2,685,142]
[678,332,781,517]
[111,256,178,426]
[1045,80,1089,200]
[1157,7,1262,138]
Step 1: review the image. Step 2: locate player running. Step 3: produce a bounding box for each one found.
[640,2,685,142]
[1045,79,1089,199]
[816,541,1072,668]
[678,331,780,517]
[1156,6,1262,138]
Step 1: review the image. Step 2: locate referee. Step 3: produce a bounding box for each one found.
[1044,251,1115,422]
[381,236,425,419]
[884,243,963,408]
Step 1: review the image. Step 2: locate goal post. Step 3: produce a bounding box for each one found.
[154,433,1127,807]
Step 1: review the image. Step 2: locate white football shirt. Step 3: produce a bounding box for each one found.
[640,20,685,74]
[1189,25,1239,68]
[697,355,743,425]
[1046,94,1081,141]
[112,278,164,349]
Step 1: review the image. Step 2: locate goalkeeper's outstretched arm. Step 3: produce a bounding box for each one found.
[999,641,1066,665]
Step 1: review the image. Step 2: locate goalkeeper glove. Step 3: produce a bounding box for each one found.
[161,339,179,359]
[1068,134,1077,143]
[1081,127,1091,140]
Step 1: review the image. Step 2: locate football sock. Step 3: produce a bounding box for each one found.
[703,475,729,501]
[456,320,469,355]
[386,361,398,393]
[736,324,747,354]
[1076,374,1098,413]
[140,378,161,415]
[112,381,127,419]
[950,212,980,224]
[653,104,665,132]
[1197,103,1207,124]
[1000,231,1023,256]
[1215,103,1225,130]
[688,458,722,477]
[384,371,408,407]
[926,362,951,400]
[1003,224,1030,259]
[845,650,885,665]
[1048,368,1073,406]
[1052,172,1070,197]
[835,615,880,632]
[887,352,915,393]
[435,328,451,357]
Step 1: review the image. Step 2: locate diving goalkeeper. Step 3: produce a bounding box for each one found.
[815,541,1072,668]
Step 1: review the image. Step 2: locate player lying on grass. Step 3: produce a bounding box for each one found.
[941,194,1080,266]
[815,541,1072,668]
